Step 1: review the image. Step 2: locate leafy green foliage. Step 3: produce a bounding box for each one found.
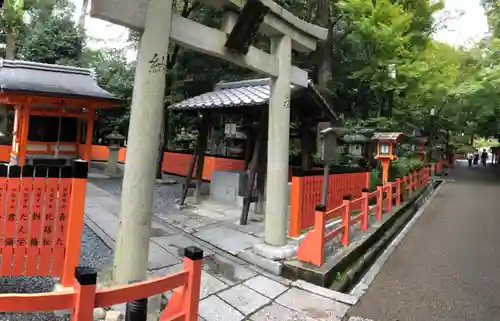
[0,0,498,156]
[18,1,84,64]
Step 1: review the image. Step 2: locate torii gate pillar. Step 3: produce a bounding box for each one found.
[92,0,327,284]
[262,35,292,247]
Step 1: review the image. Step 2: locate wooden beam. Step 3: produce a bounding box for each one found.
[84,109,95,163]
[19,104,31,166]
[170,15,308,87]
[29,110,91,119]
[195,116,210,204]
[213,0,328,41]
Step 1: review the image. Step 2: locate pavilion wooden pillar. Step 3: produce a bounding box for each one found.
[18,104,30,166]
[84,107,94,164]
[76,118,82,144]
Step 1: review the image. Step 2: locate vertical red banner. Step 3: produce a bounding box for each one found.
[12,166,34,274]
[2,166,21,276]
[51,166,72,276]
[38,166,59,275]
[26,166,47,276]
[0,165,8,273]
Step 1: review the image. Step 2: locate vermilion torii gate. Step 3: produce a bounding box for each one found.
[91,0,327,284]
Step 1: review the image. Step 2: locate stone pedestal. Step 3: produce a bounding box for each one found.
[106,146,121,176]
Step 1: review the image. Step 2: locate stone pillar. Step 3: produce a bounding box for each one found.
[106,146,120,176]
[113,0,173,285]
[255,35,294,258]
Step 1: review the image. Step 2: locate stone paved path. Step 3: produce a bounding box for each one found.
[85,177,354,320]
[347,162,500,321]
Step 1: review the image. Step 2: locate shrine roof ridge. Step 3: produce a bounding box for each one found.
[169,77,338,121]
[0,59,121,105]
[0,59,93,75]
[170,77,306,109]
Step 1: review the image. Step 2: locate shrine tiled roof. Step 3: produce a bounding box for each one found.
[169,78,298,109]
[168,77,337,121]
[372,132,404,142]
[0,59,120,103]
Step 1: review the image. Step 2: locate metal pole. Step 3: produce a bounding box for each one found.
[321,163,329,207]
[125,280,148,321]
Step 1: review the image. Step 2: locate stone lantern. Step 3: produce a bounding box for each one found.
[105,130,125,176]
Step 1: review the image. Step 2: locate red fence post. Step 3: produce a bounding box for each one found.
[161,246,204,321]
[402,176,407,201]
[361,188,369,231]
[72,267,97,321]
[62,160,89,287]
[289,176,304,237]
[341,196,351,246]
[296,205,326,266]
[376,185,383,221]
[386,183,392,213]
[395,178,401,206]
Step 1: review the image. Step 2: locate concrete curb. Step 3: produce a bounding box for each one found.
[348,179,446,303]
[292,279,357,306]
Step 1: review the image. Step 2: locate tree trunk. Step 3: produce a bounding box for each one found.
[5,33,15,59]
[316,0,333,88]
[78,0,90,30]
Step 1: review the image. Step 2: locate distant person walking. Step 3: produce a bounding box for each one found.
[473,152,479,165]
[467,152,474,167]
[481,149,488,166]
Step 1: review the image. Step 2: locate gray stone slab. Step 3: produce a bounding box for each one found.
[89,196,121,216]
[199,295,244,321]
[348,317,374,321]
[233,221,265,236]
[275,288,350,320]
[194,226,260,254]
[292,280,357,305]
[217,284,270,316]
[200,271,229,299]
[86,183,112,198]
[148,241,181,270]
[147,263,184,278]
[193,206,233,221]
[152,234,214,258]
[85,209,119,239]
[150,220,177,237]
[249,303,317,321]
[203,255,256,285]
[158,212,193,223]
[243,275,288,299]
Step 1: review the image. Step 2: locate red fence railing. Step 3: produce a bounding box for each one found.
[289,168,370,237]
[297,166,431,266]
[0,246,203,321]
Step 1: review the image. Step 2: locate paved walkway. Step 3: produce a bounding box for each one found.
[84,174,353,321]
[348,162,500,321]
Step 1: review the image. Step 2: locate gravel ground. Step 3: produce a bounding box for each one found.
[0,225,113,321]
[90,175,182,213]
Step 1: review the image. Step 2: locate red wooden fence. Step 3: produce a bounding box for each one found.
[289,168,370,237]
[0,246,203,321]
[297,166,431,266]
[0,161,88,286]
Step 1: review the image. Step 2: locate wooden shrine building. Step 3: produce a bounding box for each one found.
[0,60,120,166]
[168,78,337,223]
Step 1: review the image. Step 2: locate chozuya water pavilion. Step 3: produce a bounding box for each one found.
[0,59,120,166]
